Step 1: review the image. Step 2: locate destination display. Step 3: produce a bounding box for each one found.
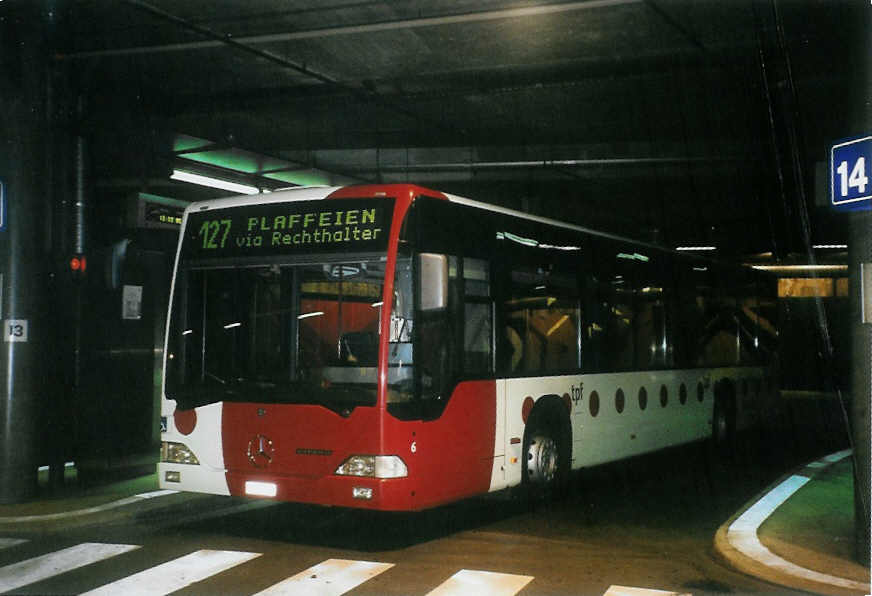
[181,198,394,259]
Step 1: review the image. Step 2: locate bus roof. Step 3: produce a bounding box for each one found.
[179,183,765,275]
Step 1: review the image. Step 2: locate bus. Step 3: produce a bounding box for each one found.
[159,183,778,511]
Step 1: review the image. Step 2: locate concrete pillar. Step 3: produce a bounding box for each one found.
[0,7,53,503]
[849,212,871,564]
[850,0,872,567]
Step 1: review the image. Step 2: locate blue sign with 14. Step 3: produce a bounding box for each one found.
[831,135,872,211]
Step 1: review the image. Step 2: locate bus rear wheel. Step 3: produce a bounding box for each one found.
[712,381,736,455]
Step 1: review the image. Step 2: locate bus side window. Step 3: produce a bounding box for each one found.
[503,264,580,374]
[633,257,672,370]
[607,285,634,371]
[581,274,608,373]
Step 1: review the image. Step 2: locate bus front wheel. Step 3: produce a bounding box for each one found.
[522,403,570,500]
[526,432,560,485]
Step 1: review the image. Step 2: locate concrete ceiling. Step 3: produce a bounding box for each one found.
[23,1,872,255]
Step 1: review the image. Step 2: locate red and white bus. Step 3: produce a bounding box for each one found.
[159,184,778,511]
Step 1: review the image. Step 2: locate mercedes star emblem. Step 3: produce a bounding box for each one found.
[246,434,274,468]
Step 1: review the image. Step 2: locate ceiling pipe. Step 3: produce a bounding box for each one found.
[338,155,730,173]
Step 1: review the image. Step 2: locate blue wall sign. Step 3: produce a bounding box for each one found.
[831,135,872,211]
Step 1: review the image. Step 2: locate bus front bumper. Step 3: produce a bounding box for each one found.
[224,471,417,510]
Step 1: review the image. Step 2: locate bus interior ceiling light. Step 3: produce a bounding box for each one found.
[171,169,264,195]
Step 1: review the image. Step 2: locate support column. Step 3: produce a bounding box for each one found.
[848,0,872,566]
[0,7,53,503]
[849,212,871,564]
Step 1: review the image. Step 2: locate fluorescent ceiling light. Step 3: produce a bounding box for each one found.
[813,244,848,250]
[171,169,263,195]
[675,246,716,251]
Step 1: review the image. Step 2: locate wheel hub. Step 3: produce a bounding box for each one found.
[526,434,558,484]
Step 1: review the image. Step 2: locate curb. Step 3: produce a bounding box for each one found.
[0,489,193,533]
[714,449,871,596]
[0,490,177,524]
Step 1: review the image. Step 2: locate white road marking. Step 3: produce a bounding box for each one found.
[0,490,178,523]
[726,449,871,593]
[253,558,394,596]
[729,474,810,533]
[604,586,691,596]
[135,489,179,499]
[81,549,260,596]
[0,538,26,550]
[821,449,852,464]
[425,569,534,596]
[0,542,139,593]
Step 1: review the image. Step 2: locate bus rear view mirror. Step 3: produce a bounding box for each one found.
[418,253,448,311]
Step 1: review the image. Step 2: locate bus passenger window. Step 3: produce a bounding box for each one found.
[634,287,668,370]
[606,285,634,371]
[503,265,579,374]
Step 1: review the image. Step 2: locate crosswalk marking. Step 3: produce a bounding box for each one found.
[0,538,26,550]
[604,586,691,596]
[80,549,261,596]
[0,542,139,594]
[0,537,697,595]
[253,558,394,596]
[425,569,534,596]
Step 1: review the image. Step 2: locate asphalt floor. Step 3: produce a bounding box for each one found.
[0,451,869,595]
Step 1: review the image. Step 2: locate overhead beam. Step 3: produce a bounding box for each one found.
[64,0,642,59]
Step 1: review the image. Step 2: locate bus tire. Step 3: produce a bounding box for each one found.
[712,380,736,453]
[522,400,571,500]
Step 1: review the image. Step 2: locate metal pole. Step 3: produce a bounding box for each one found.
[0,5,52,503]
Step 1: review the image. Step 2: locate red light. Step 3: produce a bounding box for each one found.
[69,255,87,272]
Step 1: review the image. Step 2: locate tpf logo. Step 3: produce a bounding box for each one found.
[570,383,583,405]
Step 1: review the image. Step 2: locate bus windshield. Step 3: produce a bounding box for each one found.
[165,257,394,412]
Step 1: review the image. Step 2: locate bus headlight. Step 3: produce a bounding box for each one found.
[161,441,200,465]
[335,455,407,478]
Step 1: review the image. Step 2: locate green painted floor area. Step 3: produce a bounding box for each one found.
[760,458,859,564]
[0,470,160,518]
